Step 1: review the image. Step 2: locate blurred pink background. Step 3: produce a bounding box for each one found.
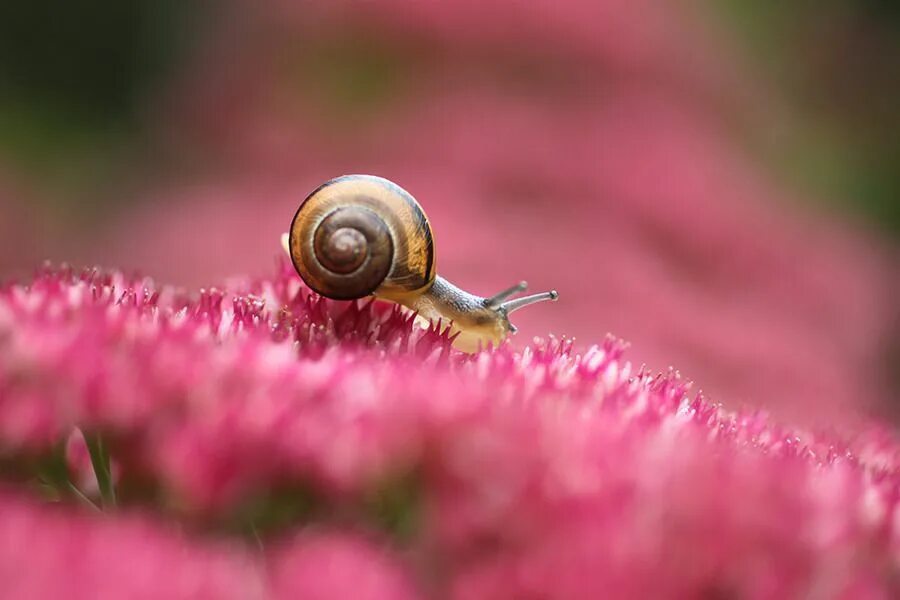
[0,0,897,425]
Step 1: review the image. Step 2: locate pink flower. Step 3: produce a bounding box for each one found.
[0,493,263,600]
[1,259,899,597]
[268,532,418,600]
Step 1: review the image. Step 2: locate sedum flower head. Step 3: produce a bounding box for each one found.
[0,258,898,598]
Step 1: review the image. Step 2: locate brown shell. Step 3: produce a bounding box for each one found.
[289,175,436,300]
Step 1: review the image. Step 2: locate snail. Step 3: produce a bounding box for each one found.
[286,174,557,352]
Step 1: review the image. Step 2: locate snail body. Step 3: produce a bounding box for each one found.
[288,175,557,352]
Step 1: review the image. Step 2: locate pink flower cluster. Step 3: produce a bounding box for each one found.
[1,259,899,598]
[0,493,416,600]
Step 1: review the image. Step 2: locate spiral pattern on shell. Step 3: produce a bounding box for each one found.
[289,175,436,300]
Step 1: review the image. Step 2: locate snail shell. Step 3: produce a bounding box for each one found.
[289,175,435,301]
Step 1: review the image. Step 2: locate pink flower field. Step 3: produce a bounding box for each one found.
[1,257,898,598]
[0,0,897,597]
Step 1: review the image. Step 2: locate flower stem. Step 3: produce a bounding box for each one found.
[84,433,116,509]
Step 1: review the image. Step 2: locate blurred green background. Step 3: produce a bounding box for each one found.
[713,0,899,235]
[0,0,201,219]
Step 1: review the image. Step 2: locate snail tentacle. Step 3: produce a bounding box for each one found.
[500,290,559,314]
[485,281,528,307]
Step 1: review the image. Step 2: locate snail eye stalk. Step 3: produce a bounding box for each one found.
[485,281,528,307]
[501,290,559,314]
[484,280,559,314]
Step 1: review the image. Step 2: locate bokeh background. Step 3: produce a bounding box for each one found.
[0,0,897,425]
